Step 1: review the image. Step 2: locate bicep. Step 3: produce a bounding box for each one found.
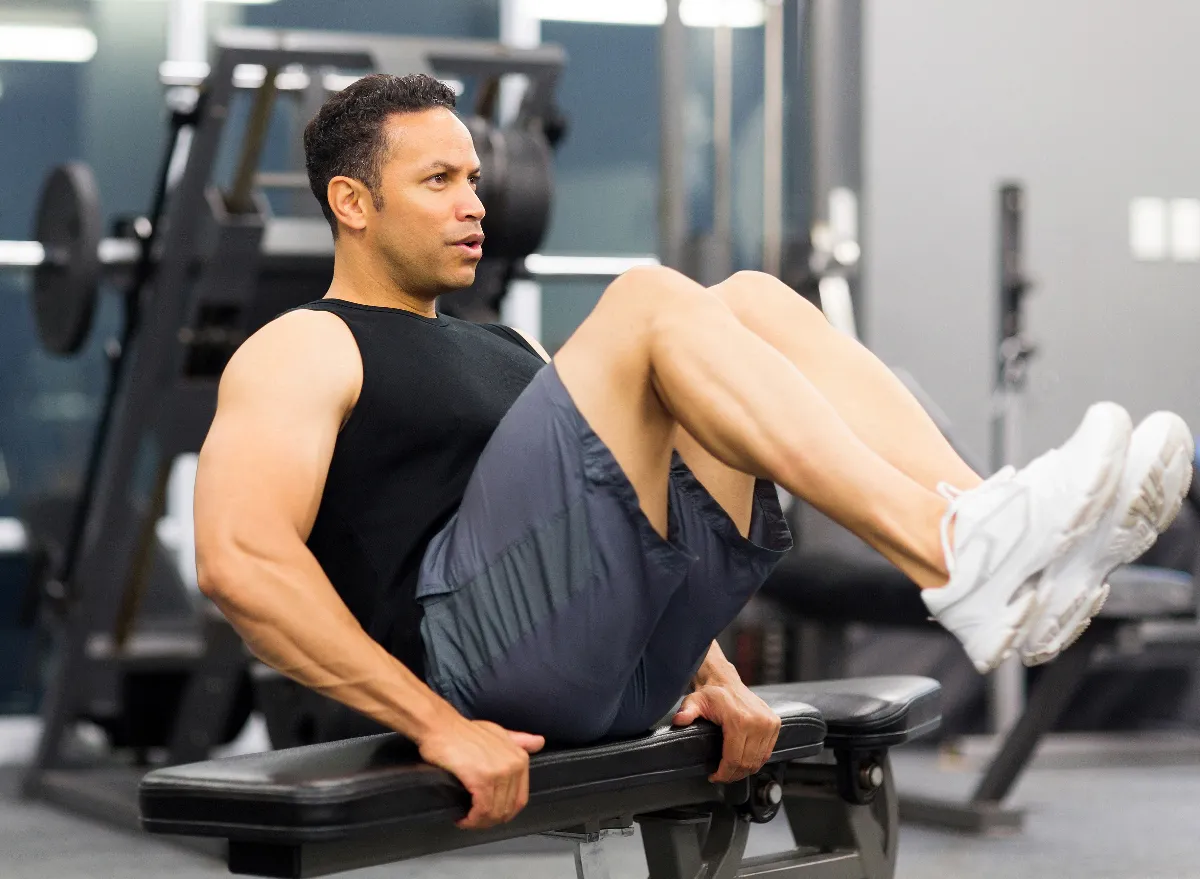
[195,313,359,570]
[195,398,335,548]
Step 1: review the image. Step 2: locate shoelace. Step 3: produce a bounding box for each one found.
[936,466,1017,577]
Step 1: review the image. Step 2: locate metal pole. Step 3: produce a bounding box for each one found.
[659,0,688,273]
[988,183,1033,736]
[499,0,544,341]
[166,0,206,67]
[762,0,785,277]
[808,0,861,287]
[808,0,863,349]
[810,0,837,233]
[711,22,734,285]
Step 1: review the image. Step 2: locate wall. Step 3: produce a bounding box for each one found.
[538,21,768,350]
[863,0,1200,463]
[244,0,499,38]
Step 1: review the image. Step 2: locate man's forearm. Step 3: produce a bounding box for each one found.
[692,641,739,688]
[201,547,456,743]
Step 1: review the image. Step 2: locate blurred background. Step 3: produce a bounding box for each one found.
[1,2,1200,874]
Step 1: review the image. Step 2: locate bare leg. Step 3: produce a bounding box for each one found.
[673,272,985,545]
[713,272,982,493]
[553,266,950,590]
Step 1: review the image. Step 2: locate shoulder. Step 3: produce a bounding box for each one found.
[221,308,362,408]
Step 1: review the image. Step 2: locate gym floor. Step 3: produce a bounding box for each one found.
[4,751,1199,879]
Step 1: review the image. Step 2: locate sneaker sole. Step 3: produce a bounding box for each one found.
[1021,416,1194,667]
[1051,403,1133,555]
[972,588,1040,674]
[1022,581,1109,666]
[968,404,1130,674]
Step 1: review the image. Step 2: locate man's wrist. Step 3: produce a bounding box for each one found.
[386,687,463,746]
[403,696,458,744]
[692,653,739,689]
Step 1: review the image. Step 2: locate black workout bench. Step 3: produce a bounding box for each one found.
[139,676,939,879]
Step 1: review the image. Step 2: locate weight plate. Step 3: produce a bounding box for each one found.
[32,162,103,356]
[467,118,553,261]
[492,127,553,258]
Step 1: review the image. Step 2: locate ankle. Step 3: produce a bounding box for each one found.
[866,492,952,589]
[913,495,954,589]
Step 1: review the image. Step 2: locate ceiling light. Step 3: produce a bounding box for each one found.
[121,0,281,4]
[528,0,765,28]
[0,25,97,63]
[680,0,765,28]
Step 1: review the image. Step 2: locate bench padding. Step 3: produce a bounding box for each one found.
[755,676,941,748]
[140,685,828,840]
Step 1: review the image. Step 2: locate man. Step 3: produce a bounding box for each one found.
[194,74,1194,831]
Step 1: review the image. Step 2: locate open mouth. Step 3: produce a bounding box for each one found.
[454,234,484,258]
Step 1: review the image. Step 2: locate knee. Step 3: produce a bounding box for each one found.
[602,264,726,330]
[604,264,698,309]
[713,271,827,330]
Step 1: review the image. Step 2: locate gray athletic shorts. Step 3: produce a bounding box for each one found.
[417,364,792,744]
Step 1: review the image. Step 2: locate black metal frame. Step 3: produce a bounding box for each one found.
[206,752,903,879]
[22,29,566,830]
[899,485,1200,834]
[898,622,1110,834]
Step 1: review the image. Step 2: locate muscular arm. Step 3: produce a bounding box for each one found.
[196,310,543,829]
[194,310,454,741]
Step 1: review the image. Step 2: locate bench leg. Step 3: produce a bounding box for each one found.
[782,754,899,879]
[638,807,749,879]
[573,836,612,879]
[544,825,637,879]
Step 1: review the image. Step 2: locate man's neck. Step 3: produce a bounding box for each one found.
[326,247,438,318]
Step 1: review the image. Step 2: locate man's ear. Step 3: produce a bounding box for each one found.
[327,176,370,233]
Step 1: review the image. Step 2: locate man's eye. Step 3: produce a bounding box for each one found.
[430,174,446,184]
[469,176,481,188]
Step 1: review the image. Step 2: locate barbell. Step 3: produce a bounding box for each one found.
[24,163,130,356]
[0,133,657,358]
[2,115,558,357]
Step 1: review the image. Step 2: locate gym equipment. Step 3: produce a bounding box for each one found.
[31,163,107,356]
[16,28,566,831]
[0,39,564,354]
[141,677,941,879]
[986,182,1037,736]
[758,183,1200,834]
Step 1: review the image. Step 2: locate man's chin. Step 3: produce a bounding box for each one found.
[442,267,478,290]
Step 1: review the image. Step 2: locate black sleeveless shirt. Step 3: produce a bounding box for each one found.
[297,299,545,681]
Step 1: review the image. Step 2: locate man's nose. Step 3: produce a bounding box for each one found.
[460,185,485,222]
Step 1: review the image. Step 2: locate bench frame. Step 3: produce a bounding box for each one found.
[211,749,900,879]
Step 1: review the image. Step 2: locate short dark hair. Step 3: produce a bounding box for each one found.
[303,73,458,235]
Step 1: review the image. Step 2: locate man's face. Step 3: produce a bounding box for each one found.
[366,108,485,294]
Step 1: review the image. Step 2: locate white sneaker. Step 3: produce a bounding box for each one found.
[924,402,1132,673]
[1020,411,1195,666]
